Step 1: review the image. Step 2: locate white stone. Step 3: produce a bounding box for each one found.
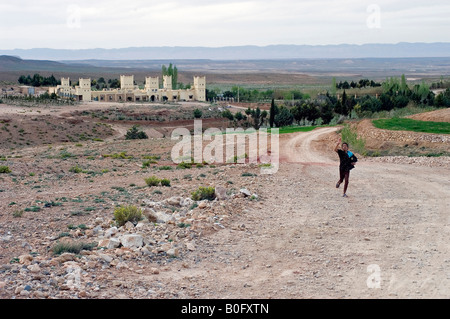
[181,198,194,207]
[167,196,183,206]
[215,186,228,200]
[104,227,118,238]
[166,248,179,257]
[153,211,174,223]
[98,253,113,263]
[240,188,251,197]
[124,221,135,230]
[27,264,40,273]
[98,238,121,249]
[119,234,143,248]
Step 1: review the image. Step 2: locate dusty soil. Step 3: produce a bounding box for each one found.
[0,102,449,299]
[407,108,450,123]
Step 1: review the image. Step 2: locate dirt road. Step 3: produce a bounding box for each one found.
[151,127,450,298]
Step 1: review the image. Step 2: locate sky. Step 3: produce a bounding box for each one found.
[0,0,449,49]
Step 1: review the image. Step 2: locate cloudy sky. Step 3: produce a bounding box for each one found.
[1,0,449,49]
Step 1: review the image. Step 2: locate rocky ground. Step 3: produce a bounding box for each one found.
[0,103,449,299]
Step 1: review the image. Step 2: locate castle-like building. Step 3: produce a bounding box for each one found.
[49,74,206,102]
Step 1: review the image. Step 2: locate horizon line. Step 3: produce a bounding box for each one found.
[3,41,450,51]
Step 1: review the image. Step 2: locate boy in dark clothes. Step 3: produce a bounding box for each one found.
[335,138,358,197]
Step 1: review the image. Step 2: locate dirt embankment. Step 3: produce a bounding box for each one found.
[407,108,450,123]
[356,119,450,150]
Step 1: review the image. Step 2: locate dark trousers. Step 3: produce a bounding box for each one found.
[338,168,350,194]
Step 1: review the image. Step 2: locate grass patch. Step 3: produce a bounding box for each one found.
[161,178,171,187]
[158,165,173,170]
[177,162,192,169]
[102,152,133,159]
[113,205,143,226]
[340,124,366,155]
[0,166,11,173]
[69,165,84,173]
[268,125,317,134]
[241,172,257,177]
[191,186,216,201]
[52,241,96,255]
[372,118,450,135]
[145,176,161,186]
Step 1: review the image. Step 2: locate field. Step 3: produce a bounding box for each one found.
[372,118,450,135]
[0,95,449,299]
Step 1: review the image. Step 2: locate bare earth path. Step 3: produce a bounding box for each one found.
[150,127,449,299]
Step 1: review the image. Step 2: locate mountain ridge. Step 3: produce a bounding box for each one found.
[1,43,450,61]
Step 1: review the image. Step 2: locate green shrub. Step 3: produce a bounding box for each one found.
[340,124,366,155]
[125,125,148,140]
[52,241,96,255]
[161,178,171,187]
[103,152,133,159]
[145,176,161,186]
[241,172,257,177]
[142,160,156,168]
[12,210,23,218]
[191,186,216,201]
[0,166,11,173]
[177,162,192,169]
[113,205,143,227]
[69,165,83,173]
[158,165,173,170]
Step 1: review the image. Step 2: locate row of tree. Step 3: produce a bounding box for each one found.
[334,78,382,90]
[220,75,450,129]
[207,87,310,102]
[18,74,59,87]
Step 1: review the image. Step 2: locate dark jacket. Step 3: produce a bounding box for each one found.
[337,149,358,171]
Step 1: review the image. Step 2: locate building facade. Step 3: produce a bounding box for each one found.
[49,75,206,102]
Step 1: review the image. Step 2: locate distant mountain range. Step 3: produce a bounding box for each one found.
[1,43,450,61]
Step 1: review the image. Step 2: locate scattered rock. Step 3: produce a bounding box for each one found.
[119,234,144,248]
[27,264,40,273]
[151,211,174,224]
[166,248,179,257]
[198,201,208,209]
[215,186,228,200]
[19,254,33,265]
[124,221,135,230]
[105,227,118,238]
[181,198,194,207]
[167,196,183,206]
[240,188,251,197]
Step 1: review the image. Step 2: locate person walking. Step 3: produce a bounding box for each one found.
[335,137,358,197]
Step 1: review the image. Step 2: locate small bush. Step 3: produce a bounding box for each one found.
[103,152,133,159]
[69,165,83,173]
[241,172,257,177]
[161,178,171,187]
[193,108,202,118]
[125,125,148,140]
[191,186,216,201]
[142,160,154,168]
[177,162,192,169]
[12,210,23,218]
[52,241,96,255]
[340,124,366,155]
[113,205,143,227]
[0,166,11,173]
[145,176,161,186]
[158,166,173,170]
